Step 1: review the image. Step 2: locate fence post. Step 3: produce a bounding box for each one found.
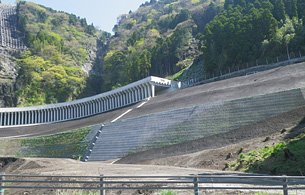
[0,174,4,195]
[283,175,288,195]
[194,175,199,195]
[100,174,105,195]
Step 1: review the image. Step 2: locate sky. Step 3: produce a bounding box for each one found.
[1,0,148,33]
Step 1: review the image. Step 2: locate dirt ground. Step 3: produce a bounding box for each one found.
[0,157,292,195]
[0,157,259,195]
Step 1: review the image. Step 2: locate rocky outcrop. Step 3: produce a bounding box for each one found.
[0,48,19,107]
[0,4,26,49]
[0,4,26,107]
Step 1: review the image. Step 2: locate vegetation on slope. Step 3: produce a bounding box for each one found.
[0,127,91,158]
[15,1,110,106]
[101,0,305,90]
[101,0,222,91]
[7,0,305,106]
[229,126,305,175]
[19,127,91,158]
[198,0,305,74]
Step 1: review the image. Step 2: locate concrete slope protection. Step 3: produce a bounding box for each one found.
[0,62,305,157]
[86,62,305,161]
[117,105,305,164]
[88,88,305,161]
[121,62,305,120]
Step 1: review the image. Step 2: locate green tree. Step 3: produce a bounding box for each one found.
[274,0,286,21]
[102,51,127,91]
[139,50,152,78]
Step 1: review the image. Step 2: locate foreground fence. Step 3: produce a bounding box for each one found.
[1,174,305,195]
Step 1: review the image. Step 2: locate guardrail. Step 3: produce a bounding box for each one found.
[181,54,305,89]
[1,174,305,195]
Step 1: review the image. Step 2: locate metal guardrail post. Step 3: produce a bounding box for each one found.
[283,175,288,195]
[194,175,199,195]
[0,174,4,195]
[100,175,105,195]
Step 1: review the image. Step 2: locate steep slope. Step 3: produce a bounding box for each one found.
[14,1,111,106]
[102,0,305,91]
[101,0,223,91]
[0,4,26,107]
[0,2,112,107]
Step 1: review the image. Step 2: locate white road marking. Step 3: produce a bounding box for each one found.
[111,98,151,123]
[137,102,147,108]
[137,97,150,108]
[111,109,133,123]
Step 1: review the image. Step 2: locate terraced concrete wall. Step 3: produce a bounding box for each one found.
[88,88,305,161]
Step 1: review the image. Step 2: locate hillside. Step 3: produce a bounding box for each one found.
[14,1,111,106]
[1,0,304,108]
[0,2,111,107]
[100,0,305,91]
[101,0,223,91]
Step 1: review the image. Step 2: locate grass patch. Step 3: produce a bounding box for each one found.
[229,132,305,175]
[165,68,186,81]
[18,127,91,158]
[158,190,177,195]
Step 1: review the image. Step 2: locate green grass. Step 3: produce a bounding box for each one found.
[18,127,91,158]
[166,68,187,81]
[230,132,305,175]
[158,190,177,195]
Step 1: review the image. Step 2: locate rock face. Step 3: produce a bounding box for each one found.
[0,4,27,107]
[0,48,19,107]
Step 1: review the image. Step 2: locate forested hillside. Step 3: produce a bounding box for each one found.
[198,0,305,74]
[101,0,305,91]
[15,1,110,106]
[102,0,222,91]
[4,0,305,107]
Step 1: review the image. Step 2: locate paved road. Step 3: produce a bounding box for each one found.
[0,62,305,138]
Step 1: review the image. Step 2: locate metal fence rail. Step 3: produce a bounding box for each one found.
[1,174,305,195]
